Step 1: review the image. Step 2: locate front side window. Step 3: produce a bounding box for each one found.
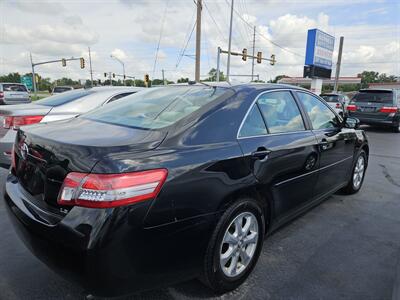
[256,91,305,134]
[238,105,267,137]
[84,86,227,129]
[297,92,338,130]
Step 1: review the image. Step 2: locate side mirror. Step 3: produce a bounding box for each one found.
[343,117,360,129]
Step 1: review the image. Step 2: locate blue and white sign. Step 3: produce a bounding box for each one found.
[305,29,335,70]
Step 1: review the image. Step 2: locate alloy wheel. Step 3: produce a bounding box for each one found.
[353,155,365,189]
[219,212,259,278]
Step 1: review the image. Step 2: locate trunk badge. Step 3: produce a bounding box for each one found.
[20,143,29,160]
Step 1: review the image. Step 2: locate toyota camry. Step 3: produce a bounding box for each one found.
[4,83,369,297]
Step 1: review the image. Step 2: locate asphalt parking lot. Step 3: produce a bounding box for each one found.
[0,126,399,300]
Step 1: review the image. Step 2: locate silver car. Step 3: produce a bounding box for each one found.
[0,86,143,167]
[0,83,31,105]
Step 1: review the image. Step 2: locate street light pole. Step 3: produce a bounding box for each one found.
[110,55,126,85]
[226,0,234,82]
[195,0,202,82]
[30,52,37,98]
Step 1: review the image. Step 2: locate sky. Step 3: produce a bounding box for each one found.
[0,0,399,83]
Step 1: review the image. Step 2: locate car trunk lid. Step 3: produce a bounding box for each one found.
[350,90,394,119]
[13,118,167,213]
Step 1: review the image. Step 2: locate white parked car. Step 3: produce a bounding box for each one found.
[0,86,143,168]
[320,93,350,116]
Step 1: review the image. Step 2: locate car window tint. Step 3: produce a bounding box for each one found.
[238,105,267,137]
[3,84,27,92]
[321,95,339,103]
[107,92,135,103]
[352,91,393,104]
[256,91,305,134]
[297,92,337,130]
[36,89,94,106]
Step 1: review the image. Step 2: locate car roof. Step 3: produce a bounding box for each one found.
[359,88,394,92]
[0,82,25,85]
[169,82,311,93]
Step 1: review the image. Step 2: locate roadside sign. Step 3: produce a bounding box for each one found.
[305,29,335,70]
[21,75,33,90]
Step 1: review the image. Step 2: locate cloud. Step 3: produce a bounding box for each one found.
[1,24,98,45]
[12,0,65,15]
[111,48,127,60]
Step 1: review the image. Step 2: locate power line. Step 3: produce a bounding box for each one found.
[203,1,227,42]
[224,0,304,58]
[175,20,197,68]
[153,0,169,76]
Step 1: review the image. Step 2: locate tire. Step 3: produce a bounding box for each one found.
[393,123,400,133]
[342,150,367,194]
[201,198,265,294]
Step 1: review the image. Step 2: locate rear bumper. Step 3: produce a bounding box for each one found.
[1,99,31,105]
[4,174,216,297]
[348,113,399,127]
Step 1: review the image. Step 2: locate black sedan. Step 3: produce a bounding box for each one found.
[4,84,368,297]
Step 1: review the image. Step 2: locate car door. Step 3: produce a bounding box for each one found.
[295,91,356,198]
[237,90,320,220]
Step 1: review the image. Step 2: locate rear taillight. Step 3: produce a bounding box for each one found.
[3,116,13,129]
[57,169,168,208]
[335,103,341,109]
[379,107,398,113]
[347,104,357,111]
[2,115,44,130]
[0,92,4,99]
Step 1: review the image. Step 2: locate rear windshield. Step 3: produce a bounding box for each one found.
[321,95,339,103]
[2,84,28,92]
[84,86,227,129]
[53,87,72,93]
[352,91,393,103]
[36,89,94,106]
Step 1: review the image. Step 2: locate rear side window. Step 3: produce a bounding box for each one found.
[2,84,27,92]
[238,105,267,137]
[107,92,135,103]
[53,87,72,93]
[257,91,305,134]
[36,89,94,106]
[321,95,339,103]
[352,91,394,104]
[297,92,338,130]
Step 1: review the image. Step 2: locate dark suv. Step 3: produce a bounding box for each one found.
[347,89,400,132]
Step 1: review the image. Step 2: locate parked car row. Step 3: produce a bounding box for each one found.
[0,86,143,167]
[3,83,369,297]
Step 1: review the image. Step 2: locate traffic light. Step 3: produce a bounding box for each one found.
[242,48,247,61]
[270,54,276,66]
[80,57,85,69]
[257,52,262,63]
[104,73,107,78]
[112,73,115,78]
[61,58,66,67]
[144,74,149,83]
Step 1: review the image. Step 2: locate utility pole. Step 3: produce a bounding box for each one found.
[333,36,344,92]
[88,47,93,87]
[30,52,37,98]
[251,26,256,81]
[226,0,234,82]
[216,47,221,82]
[162,69,166,85]
[195,0,202,82]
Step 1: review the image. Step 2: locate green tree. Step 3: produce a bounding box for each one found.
[177,77,189,83]
[203,68,225,82]
[269,75,289,83]
[0,72,21,83]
